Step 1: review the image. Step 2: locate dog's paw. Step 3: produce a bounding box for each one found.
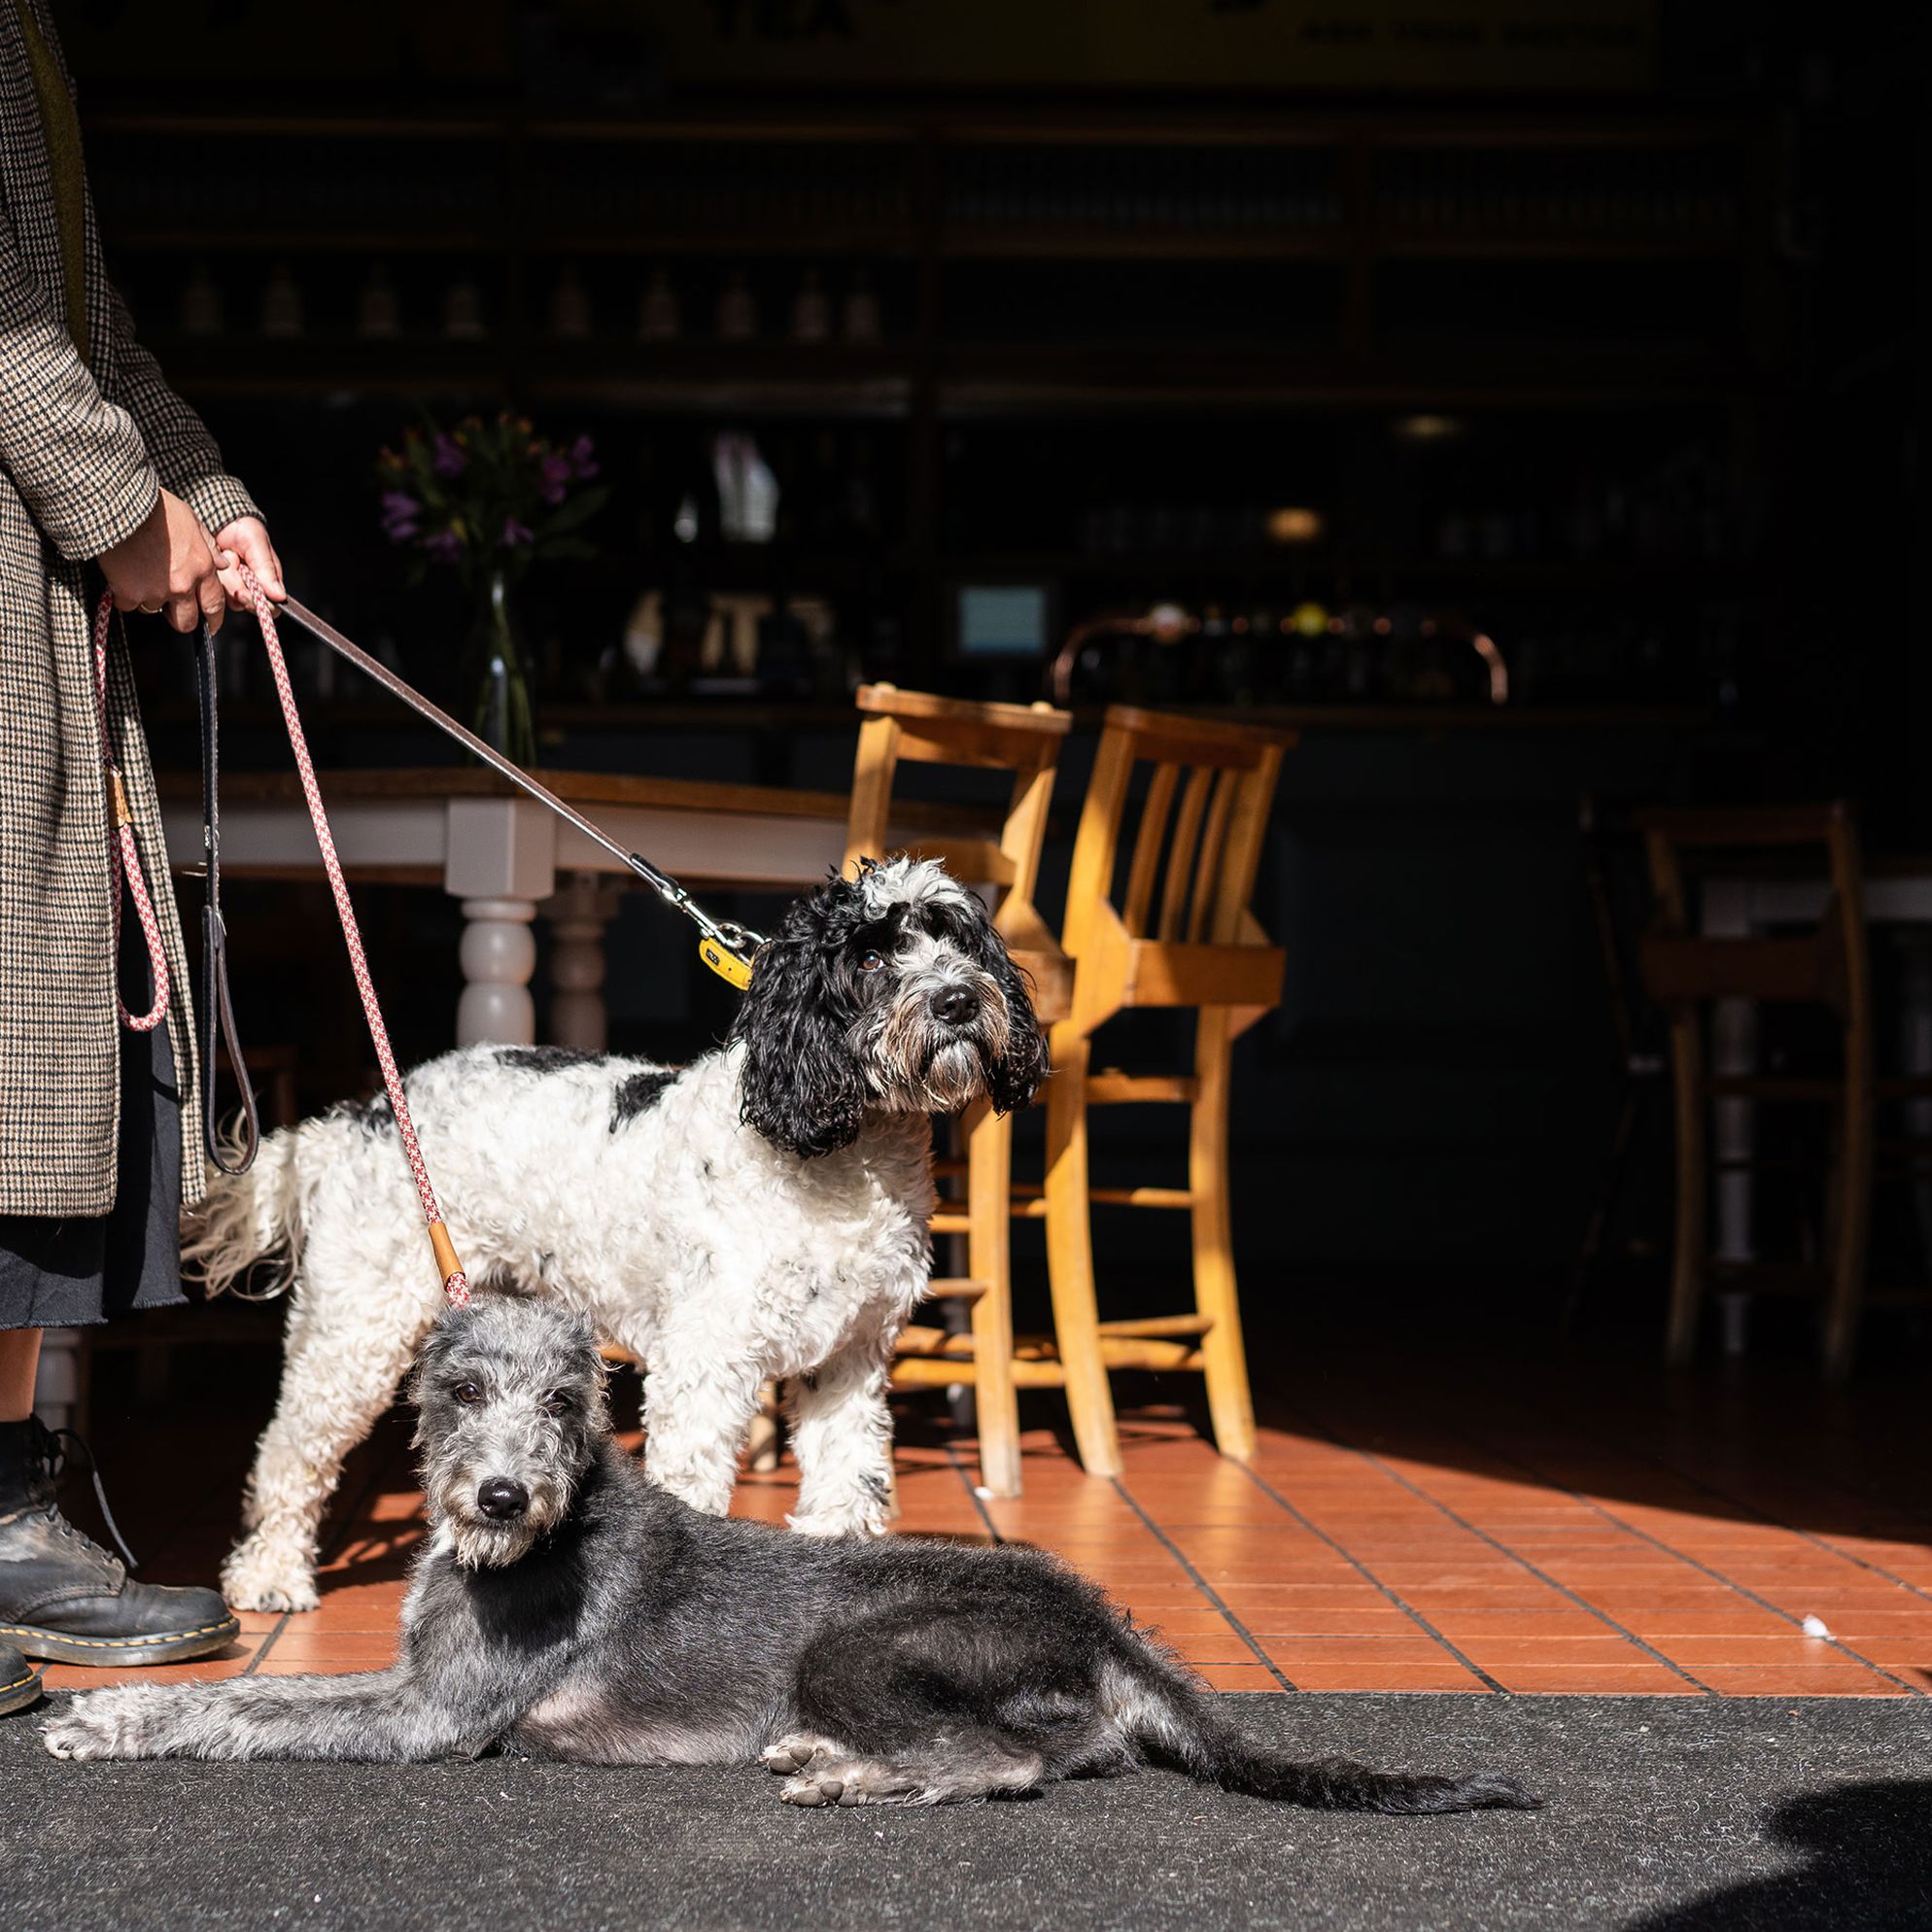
[221,1538,320,1614]
[43,1687,164,1762]
[780,1767,868,1809]
[785,1507,889,1540]
[762,1732,839,1774]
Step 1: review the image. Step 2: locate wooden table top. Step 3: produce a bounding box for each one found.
[157,765,990,834]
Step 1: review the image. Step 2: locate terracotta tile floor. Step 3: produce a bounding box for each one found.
[38,1340,1932,1700]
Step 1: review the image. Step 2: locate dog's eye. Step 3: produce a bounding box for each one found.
[453,1381,483,1406]
[858,948,885,973]
[539,1391,572,1415]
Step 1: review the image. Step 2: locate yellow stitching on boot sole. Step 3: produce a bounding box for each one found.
[0,1617,239,1649]
[0,1669,40,1693]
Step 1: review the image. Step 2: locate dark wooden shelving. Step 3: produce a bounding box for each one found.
[87,101,1782,693]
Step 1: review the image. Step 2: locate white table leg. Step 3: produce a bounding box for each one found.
[458,899,538,1047]
[446,798,557,1050]
[1702,878,1756,1355]
[544,873,619,1052]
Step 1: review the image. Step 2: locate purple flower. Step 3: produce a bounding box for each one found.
[422,530,465,564]
[538,452,572,505]
[432,431,467,479]
[568,433,599,480]
[500,517,534,548]
[379,490,422,541]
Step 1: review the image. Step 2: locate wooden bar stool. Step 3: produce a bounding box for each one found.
[1637,802,1932,1378]
[823,685,1072,1498]
[1029,706,1293,1478]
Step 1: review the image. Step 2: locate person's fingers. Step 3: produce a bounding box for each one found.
[197,568,225,635]
[227,523,287,600]
[164,592,200,634]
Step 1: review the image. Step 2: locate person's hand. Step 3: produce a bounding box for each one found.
[213,515,286,613]
[97,489,225,634]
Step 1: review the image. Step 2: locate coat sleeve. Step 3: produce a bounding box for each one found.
[0,198,158,563]
[100,282,260,537]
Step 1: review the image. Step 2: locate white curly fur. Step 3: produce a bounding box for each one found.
[188,858,1044,1614]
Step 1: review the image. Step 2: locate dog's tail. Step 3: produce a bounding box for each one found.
[1106,1649,1540,1815]
[181,1126,305,1301]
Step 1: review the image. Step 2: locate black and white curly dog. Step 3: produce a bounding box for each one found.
[187,856,1047,1615]
[45,1299,1539,1815]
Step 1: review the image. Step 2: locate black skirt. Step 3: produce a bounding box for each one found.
[0,925,188,1330]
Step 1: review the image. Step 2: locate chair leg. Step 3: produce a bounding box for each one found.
[1043,1022,1122,1478]
[1190,1008,1256,1462]
[1822,1077,1875,1383]
[1664,1017,1708,1367]
[965,1098,1022,1498]
[747,1380,782,1473]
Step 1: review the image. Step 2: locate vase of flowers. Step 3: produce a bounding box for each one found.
[376,413,606,766]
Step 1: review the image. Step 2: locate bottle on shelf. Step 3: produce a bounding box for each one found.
[842,267,881,344]
[356,262,400,341]
[443,277,487,340]
[717,269,758,342]
[638,267,680,343]
[259,262,304,339]
[791,267,830,344]
[549,264,593,340]
[179,261,223,338]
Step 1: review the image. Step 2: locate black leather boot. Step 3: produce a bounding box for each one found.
[0,1417,238,1667]
[0,1639,40,1715]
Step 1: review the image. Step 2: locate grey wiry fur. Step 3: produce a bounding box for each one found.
[184,856,1047,1615]
[44,1302,1540,1818]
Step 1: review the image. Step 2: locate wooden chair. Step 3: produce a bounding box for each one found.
[779,684,1072,1498]
[1027,707,1293,1477]
[1636,802,1932,1378]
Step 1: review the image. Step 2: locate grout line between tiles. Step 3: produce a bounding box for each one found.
[944,1445,1005,1543]
[1230,1463,1506,1694]
[1556,1399,1932,1614]
[1112,1478,1298,1692]
[1412,1411,1927,1699]
[243,1611,291,1676]
[1285,1402,1715,1696]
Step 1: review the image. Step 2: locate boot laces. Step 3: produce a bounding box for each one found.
[30,1418,141,1573]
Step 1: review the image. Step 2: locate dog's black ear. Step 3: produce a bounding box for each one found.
[979,915,1050,1116]
[730,884,869,1157]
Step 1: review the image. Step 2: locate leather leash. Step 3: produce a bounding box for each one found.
[267,591,765,989]
[194,615,259,1175]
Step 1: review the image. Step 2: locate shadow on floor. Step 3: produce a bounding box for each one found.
[1621,1779,1932,1931]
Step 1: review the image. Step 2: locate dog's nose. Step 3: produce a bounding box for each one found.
[476,1478,530,1521]
[930,985,981,1027]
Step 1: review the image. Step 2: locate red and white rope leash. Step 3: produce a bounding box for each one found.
[91,595,170,1032]
[234,564,471,1307]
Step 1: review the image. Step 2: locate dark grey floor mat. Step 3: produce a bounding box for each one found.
[3,1692,1928,1932]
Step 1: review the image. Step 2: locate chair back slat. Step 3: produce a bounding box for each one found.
[1123,763,1179,936]
[1186,767,1241,942]
[1062,706,1294,1029]
[844,684,1070,916]
[1157,767,1216,941]
[1637,801,1868,1024]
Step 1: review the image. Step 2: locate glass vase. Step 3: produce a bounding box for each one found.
[463,566,535,770]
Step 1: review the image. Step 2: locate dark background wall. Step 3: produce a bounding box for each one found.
[56,2,1921,1300]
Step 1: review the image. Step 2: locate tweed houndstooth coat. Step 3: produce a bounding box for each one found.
[0,0,259,1215]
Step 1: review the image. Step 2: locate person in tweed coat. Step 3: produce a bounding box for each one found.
[0,0,288,1714]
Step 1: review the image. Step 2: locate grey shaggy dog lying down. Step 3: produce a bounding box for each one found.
[45,1299,1540,1814]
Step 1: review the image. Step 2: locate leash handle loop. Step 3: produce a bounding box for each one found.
[195,619,259,1175]
[90,593,170,1033]
[237,566,470,1308]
